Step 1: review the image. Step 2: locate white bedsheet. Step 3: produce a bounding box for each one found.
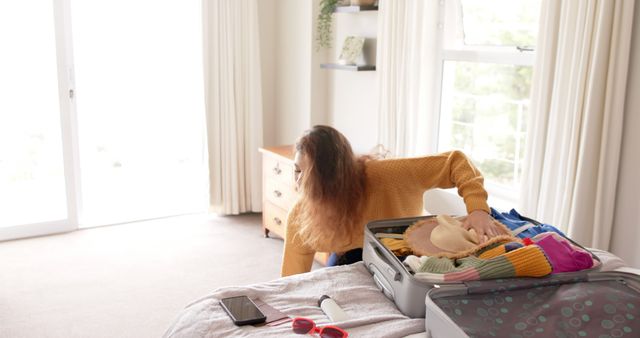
[162,262,425,338]
[163,250,634,338]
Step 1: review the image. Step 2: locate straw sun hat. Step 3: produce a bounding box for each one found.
[404,215,515,259]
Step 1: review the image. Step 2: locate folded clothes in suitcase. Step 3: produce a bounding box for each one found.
[425,271,640,337]
[362,215,602,319]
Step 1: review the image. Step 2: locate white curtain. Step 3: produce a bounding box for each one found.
[519,0,635,249]
[203,0,263,215]
[377,0,440,157]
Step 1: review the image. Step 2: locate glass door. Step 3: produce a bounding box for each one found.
[70,0,207,226]
[0,0,79,240]
[0,0,207,239]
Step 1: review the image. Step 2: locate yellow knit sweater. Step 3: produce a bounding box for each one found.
[281,150,490,276]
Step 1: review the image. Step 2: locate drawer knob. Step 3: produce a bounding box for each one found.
[272,166,282,175]
[273,190,282,198]
[273,217,282,225]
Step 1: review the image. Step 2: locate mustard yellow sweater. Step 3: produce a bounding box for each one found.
[281,150,490,276]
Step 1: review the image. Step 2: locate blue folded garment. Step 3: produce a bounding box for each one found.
[490,207,565,239]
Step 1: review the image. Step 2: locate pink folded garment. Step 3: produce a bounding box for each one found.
[533,232,594,273]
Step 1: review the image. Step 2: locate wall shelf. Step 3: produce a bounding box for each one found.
[320,63,376,71]
[322,4,378,72]
[334,5,378,13]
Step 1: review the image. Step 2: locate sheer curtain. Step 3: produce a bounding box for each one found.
[519,0,635,249]
[203,0,263,214]
[376,0,440,157]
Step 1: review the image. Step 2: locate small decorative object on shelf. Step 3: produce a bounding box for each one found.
[321,36,374,71]
[338,36,365,65]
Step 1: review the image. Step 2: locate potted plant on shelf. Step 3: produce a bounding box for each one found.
[316,0,339,50]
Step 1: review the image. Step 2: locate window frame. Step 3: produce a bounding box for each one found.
[433,0,538,206]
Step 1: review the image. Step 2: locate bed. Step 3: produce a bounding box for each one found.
[162,249,634,338]
[162,262,426,338]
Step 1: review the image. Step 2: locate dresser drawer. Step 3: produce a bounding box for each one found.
[263,155,296,186]
[260,145,330,266]
[264,177,298,211]
[262,201,287,239]
[263,202,330,265]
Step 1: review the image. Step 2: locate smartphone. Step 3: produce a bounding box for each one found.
[219,296,266,326]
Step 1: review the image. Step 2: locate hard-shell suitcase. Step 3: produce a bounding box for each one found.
[361,215,602,318]
[425,271,640,337]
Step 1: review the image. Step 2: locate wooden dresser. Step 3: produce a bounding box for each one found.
[259,145,330,266]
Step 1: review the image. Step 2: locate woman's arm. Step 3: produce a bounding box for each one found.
[422,150,508,240]
[383,150,504,241]
[384,150,489,213]
[281,202,316,277]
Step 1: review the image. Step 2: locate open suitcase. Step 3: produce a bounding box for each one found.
[362,215,604,317]
[363,216,448,318]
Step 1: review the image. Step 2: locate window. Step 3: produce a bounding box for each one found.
[436,0,541,203]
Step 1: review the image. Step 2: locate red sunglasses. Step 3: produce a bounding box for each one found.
[291,317,349,338]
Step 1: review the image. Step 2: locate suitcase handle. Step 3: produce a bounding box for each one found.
[371,243,402,282]
[370,264,395,300]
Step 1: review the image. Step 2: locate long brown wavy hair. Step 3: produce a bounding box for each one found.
[295,125,367,249]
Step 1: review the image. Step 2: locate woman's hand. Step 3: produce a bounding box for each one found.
[462,210,504,243]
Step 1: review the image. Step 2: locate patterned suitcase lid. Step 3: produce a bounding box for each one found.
[426,271,640,338]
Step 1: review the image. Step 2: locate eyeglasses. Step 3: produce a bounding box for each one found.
[291,317,348,338]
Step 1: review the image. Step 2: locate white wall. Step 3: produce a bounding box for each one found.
[610,3,640,268]
[257,0,277,146]
[329,12,379,153]
[256,0,313,146]
[258,0,332,147]
[257,1,378,152]
[310,1,330,128]
[276,0,313,145]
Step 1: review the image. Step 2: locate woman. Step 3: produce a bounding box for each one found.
[281,125,503,276]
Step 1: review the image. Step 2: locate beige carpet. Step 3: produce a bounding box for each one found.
[0,213,299,338]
